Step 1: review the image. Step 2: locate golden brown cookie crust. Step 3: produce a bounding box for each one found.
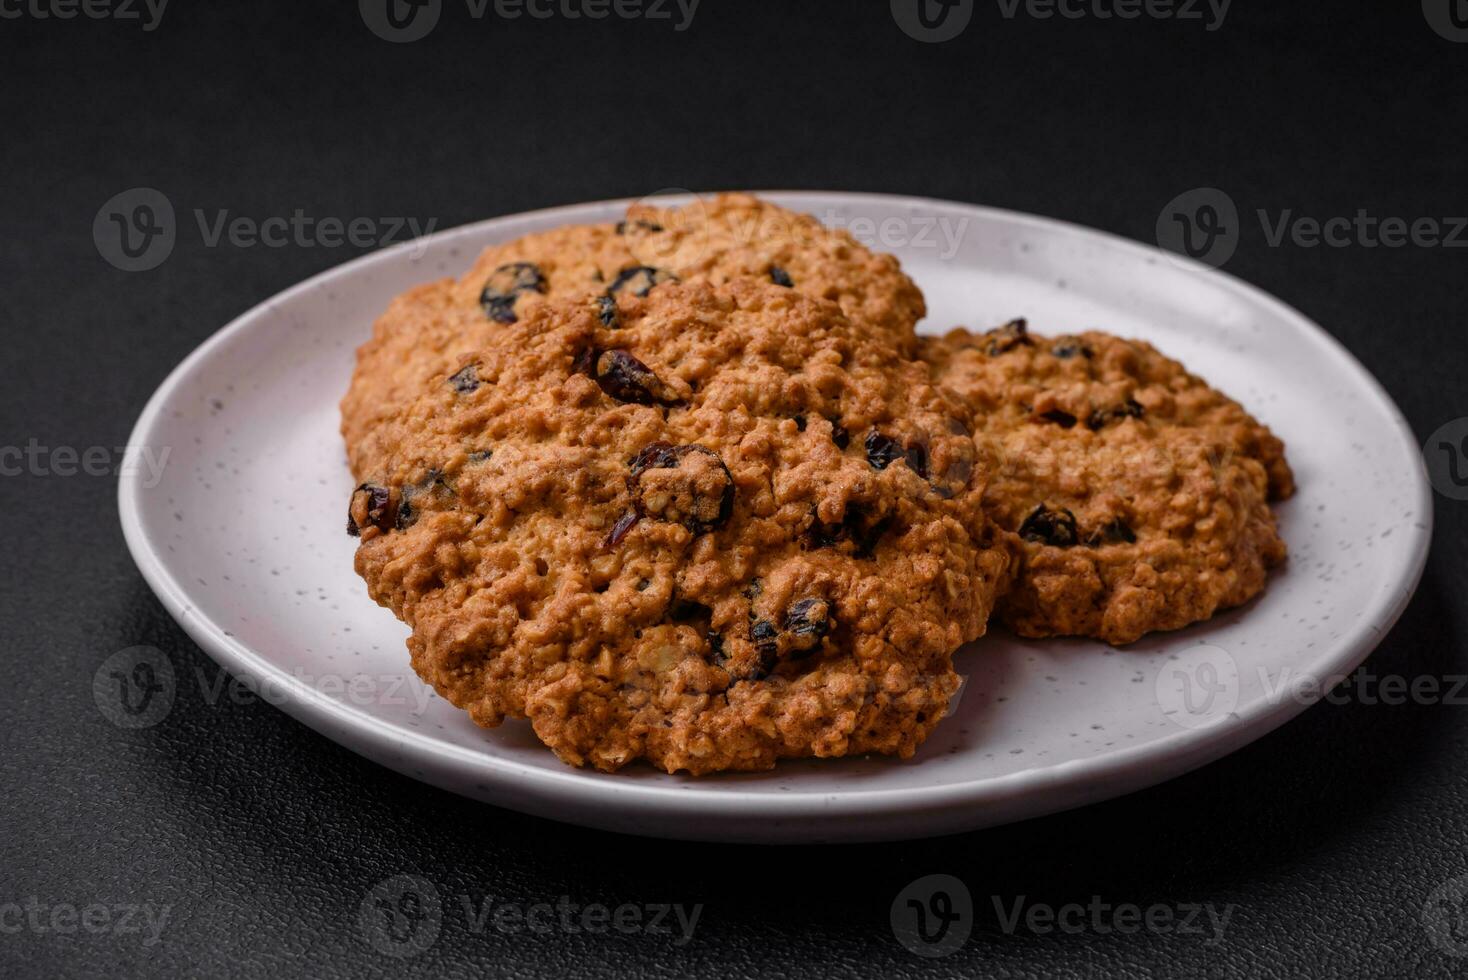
[452,192,926,352]
[922,320,1292,646]
[351,281,1009,774]
[340,194,926,479]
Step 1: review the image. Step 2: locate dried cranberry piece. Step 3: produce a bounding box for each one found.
[448,363,480,394]
[1037,409,1077,428]
[480,262,546,323]
[1018,504,1079,547]
[864,430,904,470]
[983,318,1033,355]
[904,442,929,479]
[853,516,892,558]
[605,510,640,547]
[615,219,663,234]
[866,430,929,478]
[1051,337,1093,359]
[750,619,779,675]
[669,598,713,623]
[395,470,453,530]
[784,598,830,656]
[769,265,793,288]
[807,518,842,550]
[346,484,392,536]
[1087,518,1137,546]
[629,442,682,473]
[1087,398,1145,430]
[806,507,890,558]
[607,265,678,297]
[595,294,620,328]
[571,345,598,378]
[629,442,734,533]
[589,350,682,405]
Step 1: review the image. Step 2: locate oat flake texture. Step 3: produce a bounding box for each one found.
[923,321,1292,645]
[341,194,926,480]
[350,279,1010,774]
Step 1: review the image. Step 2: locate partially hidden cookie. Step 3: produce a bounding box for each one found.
[341,194,925,479]
[922,319,1292,646]
[349,280,1009,774]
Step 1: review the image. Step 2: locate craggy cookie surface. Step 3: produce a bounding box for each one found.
[341,194,925,478]
[923,320,1292,645]
[349,281,1009,774]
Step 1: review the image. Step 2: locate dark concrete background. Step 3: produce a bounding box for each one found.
[2,2,1466,977]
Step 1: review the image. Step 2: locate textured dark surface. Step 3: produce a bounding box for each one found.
[3,2,1467,977]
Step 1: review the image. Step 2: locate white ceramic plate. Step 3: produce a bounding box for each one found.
[118,192,1431,843]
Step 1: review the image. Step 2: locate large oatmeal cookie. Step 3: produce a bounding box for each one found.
[348,280,1009,774]
[923,320,1292,646]
[341,194,925,478]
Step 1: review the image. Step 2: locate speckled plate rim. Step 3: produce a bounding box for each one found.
[118,191,1432,843]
